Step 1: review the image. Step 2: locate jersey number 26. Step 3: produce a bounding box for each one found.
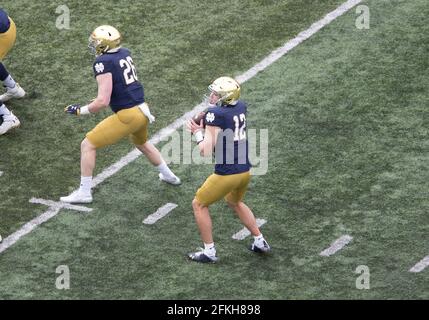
[120,56,138,85]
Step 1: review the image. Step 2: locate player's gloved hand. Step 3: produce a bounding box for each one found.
[138,102,155,123]
[65,104,82,115]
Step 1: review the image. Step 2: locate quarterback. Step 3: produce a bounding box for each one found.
[187,77,270,263]
[61,25,180,204]
[0,8,26,135]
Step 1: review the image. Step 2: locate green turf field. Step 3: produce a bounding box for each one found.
[1,0,428,299]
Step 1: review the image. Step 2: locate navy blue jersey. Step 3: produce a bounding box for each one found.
[93,48,144,113]
[205,100,251,175]
[0,9,10,33]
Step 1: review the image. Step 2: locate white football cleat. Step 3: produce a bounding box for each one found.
[0,112,20,135]
[0,84,26,102]
[60,190,93,204]
[249,239,271,253]
[159,173,181,185]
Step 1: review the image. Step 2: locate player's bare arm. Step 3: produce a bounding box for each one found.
[187,119,221,157]
[64,73,112,115]
[60,25,180,204]
[187,77,270,264]
[88,73,113,112]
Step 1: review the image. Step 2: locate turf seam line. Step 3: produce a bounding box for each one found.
[2,0,362,254]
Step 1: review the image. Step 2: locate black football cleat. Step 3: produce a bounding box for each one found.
[249,240,271,253]
[188,249,218,263]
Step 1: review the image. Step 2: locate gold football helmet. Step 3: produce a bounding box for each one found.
[88,25,122,56]
[208,76,241,106]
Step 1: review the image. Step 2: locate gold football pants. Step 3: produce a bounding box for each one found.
[86,106,149,148]
[195,171,251,206]
[0,17,16,60]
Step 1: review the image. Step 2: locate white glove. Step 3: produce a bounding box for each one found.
[138,102,155,123]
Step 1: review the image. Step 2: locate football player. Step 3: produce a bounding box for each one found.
[0,8,26,135]
[186,77,270,263]
[61,25,180,204]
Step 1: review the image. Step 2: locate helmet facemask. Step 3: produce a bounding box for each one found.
[209,87,238,107]
[88,36,99,56]
[206,77,241,107]
[203,88,223,107]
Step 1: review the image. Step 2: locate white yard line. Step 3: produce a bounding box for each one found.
[236,0,363,83]
[0,206,61,253]
[1,0,362,254]
[0,199,93,253]
[320,235,353,257]
[94,0,363,188]
[0,171,3,176]
[29,198,93,213]
[409,255,429,273]
[143,203,178,225]
[91,107,206,187]
[232,219,267,240]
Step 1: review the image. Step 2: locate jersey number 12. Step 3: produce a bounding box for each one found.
[120,56,138,85]
[233,114,246,141]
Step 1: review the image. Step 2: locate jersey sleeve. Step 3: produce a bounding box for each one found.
[205,108,224,128]
[93,59,114,77]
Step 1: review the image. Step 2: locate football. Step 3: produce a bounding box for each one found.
[192,111,206,127]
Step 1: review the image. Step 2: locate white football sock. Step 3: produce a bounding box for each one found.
[79,176,93,194]
[3,75,16,89]
[0,103,11,116]
[203,242,216,257]
[157,161,175,179]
